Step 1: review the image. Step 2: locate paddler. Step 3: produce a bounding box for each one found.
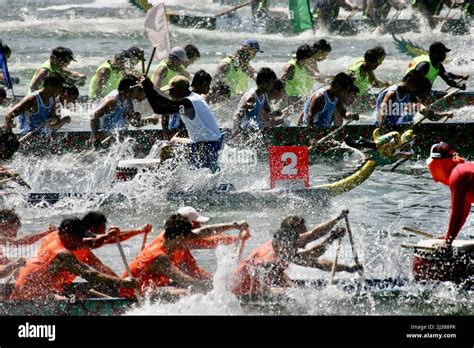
[375,70,450,132]
[362,0,407,32]
[10,218,136,300]
[119,214,249,298]
[312,0,360,32]
[152,46,190,92]
[347,46,391,96]
[229,212,362,298]
[296,72,359,128]
[213,39,262,97]
[0,209,55,278]
[45,84,79,132]
[426,142,474,248]
[233,67,283,131]
[280,44,316,101]
[413,0,463,28]
[80,211,152,249]
[0,129,30,189]
[88,51,132,100]
[306,39,332,83]
[4,75,65,134]
[89,75,156,146]
[405,42,469,90]
[29,47,86,93]
[183,44,201,72]
[140,75,223,173]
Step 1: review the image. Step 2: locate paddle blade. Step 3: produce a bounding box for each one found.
[144,3,171,61]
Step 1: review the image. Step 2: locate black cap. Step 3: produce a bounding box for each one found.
[429,42,451,55]
[52,47,77,62]
[125,46,143,58]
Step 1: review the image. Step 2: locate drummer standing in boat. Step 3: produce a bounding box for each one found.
[140,75,223,173]
[427,142,474,248]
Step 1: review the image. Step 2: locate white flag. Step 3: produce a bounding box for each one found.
[144,2,171,60]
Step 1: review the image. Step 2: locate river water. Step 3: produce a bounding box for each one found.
[0,0,473,315]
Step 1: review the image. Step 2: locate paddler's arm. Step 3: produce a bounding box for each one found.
[176,65,192,79]
[279,64,295,84]
[93,68,111,99]
[152,66,167,91]
[306,93,325,129]
[260,100,283,127]
[193,221,249,237]
[368,70,390,89]
[213,61,230,84]
[3,95,35,130]
[335,102,358,126]
[0,258,25,278]
[297,210,348,246]
[29,69,48,93]
[141,77,195,116]
[242,62,257,80]
[438,64,468,89]
[233,94,255,129]
[187,234,243,249]
[377,90,396,133]
[0,227,55,246]
[104,224,152,245]
[150,255,211,292]
[445,173,470,245]
[339,0,359,11]
[53,251,136,289]
[83,251,118,277]
[61,68,87,86]
[89,96,116,142]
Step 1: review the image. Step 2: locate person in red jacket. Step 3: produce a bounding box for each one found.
[427,142,474,247]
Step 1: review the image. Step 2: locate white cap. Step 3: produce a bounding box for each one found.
[177,206,210,223]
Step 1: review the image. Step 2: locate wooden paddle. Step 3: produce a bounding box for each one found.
[308,120,353,151]
[329,238,342,285]
[141,50,146,75]
[115,235,144,306]
[237,228,250,261]
[344,215,363,276]
[89,289,114,299]
[145,47,157,77]
[140,231,149,251]
[400,243,435,250]
[407,88,461,130]
[402,226,438,239]
[214,1,252,18]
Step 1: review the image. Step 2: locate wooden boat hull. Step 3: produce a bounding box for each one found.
[17,123,474,160]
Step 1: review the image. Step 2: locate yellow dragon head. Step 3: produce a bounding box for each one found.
[372,128,416,161]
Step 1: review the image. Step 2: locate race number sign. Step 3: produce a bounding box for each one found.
[269,146,309,189]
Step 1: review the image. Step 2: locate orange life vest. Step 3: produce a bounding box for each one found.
[10,232,81,300]
[229,240,285,297]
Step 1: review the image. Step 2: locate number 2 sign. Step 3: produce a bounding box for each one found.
[269,146,309,189]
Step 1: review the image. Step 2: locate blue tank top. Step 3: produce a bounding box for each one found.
[375,84,413,127]
[239,88,267,130]
[100,90,129,132]
[302,88,338,128]
[18,91,54,134]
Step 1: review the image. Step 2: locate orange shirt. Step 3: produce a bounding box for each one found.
[229,240,286,297]
[10,232,80,300]
[119,232,238,297]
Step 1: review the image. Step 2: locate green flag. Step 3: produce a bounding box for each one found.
[288,0,314,33]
